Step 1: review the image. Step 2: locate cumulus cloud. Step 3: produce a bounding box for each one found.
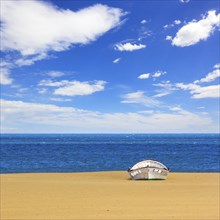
[121,91,161,107]
[39,79,106,96]
[141,19,147,24]
[0,1,125,85]
[114,42,146,51]
[138,73,150,79]
[169,10,220,47]
[1,99,217,133]
[0,1,125,56]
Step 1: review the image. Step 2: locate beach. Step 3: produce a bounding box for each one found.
[1,172,219,220]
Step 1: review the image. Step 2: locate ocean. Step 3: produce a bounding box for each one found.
[0,134,219,173]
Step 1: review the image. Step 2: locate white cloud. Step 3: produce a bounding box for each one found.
[54,81,106,96]
[164,20,181,29]
[153,65,220,99]
[39,79,106,96]
[138,71,166,80]
[0,1,125,56]
[0,68,13,85]
[175,82,200,91]
[1,99,218,133]
[194,69,220,84]
[166,35,172,41]
[179,0,190,3]
[174,20,181,25]
[15,53,48,67]
[152,71,166,78]
[17,88,29,93]
[37,88,48,94]
[141,19,147,24]
[0,60,13,68]
[153,81,174,89]
[153,92,171,98]
[50,98,72,102]
[0,1,125,85]
[137,110,154,114]
[137,27,152,41]
[0,52,49,85]
[138,73,150,79]
[121,91,161,107]
[191,85,220,99]
[171,10,220,47]
[214,63,220,69]
[113,58,121,63]
[0,60,13,85]
[153,81,176,98]
[176,83,220,99]
[47,71,65,78]
[170,106,183,112]
[114,42,146,51]
[39,79,68,87]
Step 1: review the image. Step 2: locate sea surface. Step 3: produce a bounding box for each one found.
[0,134,219,173]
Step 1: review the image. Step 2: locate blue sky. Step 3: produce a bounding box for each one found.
[0,0,219,133]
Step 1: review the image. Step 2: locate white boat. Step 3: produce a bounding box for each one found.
[128,160,169,180]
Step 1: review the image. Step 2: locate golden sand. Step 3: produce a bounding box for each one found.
[1,172,219,219]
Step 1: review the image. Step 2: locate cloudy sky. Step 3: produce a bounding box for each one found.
[0,0,219,133]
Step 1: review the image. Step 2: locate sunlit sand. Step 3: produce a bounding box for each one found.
[1,171,219,219]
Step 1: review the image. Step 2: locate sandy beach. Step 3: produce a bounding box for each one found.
[1,171,219,219]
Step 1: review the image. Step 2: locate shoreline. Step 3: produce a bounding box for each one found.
[1,171,219,219]
[0,170,220,176]
[1,170,220,174]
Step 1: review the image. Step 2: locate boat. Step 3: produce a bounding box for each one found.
[128,160,169,180]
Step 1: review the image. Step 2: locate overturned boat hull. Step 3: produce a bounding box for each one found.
[128,167,168,180]
[128,160,169,180]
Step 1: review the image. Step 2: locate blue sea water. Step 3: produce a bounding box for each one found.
[0,134,219,173]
